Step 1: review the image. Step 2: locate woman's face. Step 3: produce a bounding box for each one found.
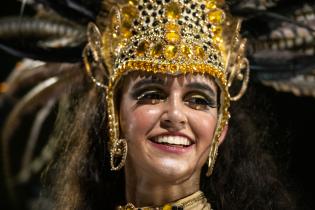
[119,73,221,182]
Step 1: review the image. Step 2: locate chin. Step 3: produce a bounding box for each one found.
[149,159,198,183]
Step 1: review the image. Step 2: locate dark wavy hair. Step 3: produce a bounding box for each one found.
[40,65,295,210]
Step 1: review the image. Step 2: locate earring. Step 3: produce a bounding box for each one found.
[206,140,219,177]
[110,138,127,171]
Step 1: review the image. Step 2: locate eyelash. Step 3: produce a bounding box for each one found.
[135,89,216,110]
[136,89,166,104]
[184,93,217,110]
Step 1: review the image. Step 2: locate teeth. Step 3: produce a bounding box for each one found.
[153,136,191,146]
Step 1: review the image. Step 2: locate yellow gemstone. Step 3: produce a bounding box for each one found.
[112,32,119,39]
[122,15,132,25]
[122,5,138,19]
[165,31,180,43]
[206,0,217,9]
[128,0,138,5]
[164,45,178,60]
[122,5,138,27]
[152,64,158,73]
[136,41,149,56]
[121,20,133,38]
[213,37,224,51]
[207,8,226,26]
[165,22,180,32]
[122,19,132,29]
[126,62,131,69]
[121,28,132,38]
[162,204,172,210]
[212,25,222,36]
[180,44,191,58]
[166,2,181,20]
[151,43,163,57]
[195,46,205,59]
[213,36,223,45]
[160,65,167,73]
[170,65,177,73]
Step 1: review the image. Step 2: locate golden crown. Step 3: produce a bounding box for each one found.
[106,0,226,69]
[83,0,249,175]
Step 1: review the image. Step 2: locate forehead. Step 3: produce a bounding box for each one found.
[122,72,217,88]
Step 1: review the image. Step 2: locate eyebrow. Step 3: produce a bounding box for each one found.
[132,77,166,90]
[186,82,216,98]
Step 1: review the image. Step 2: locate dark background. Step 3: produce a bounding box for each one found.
[1,1,315,210]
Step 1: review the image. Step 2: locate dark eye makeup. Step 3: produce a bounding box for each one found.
[184,91,217,110]
[132,87,166,105]
[130,78,217,110]
[130,76,167,105]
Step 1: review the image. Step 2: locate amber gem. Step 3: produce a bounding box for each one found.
[166,2,181,20]
[195,46,205,59]
[213,37,224,51]
[136,41,149,56]
[180,44,191,58]
[151,43,163,57]
[206,0,217,9]
[212,25,222,36]
[162,204,172,210]
[206,0,225,8]
[165,22,180,32]
[121,28,132,38]
[164,45,178,60]
[213,36,223,45]
[207,8,225,26]
[121,21,132,38]
[128,0,138,6]
[165,32,180,44]
[122,5,138,20]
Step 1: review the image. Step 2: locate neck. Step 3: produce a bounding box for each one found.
[124,163,201,207]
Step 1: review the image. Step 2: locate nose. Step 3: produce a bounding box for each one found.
[160,94,187,131]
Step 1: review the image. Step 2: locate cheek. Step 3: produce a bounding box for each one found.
[189,111,218,145]
[188,111,218,167]
[120,105,162,140]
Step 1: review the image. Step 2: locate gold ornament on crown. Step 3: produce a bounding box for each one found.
[83,0,249,176]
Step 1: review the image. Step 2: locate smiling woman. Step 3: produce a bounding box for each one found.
[2,0,312,209]
[119,74,223,207]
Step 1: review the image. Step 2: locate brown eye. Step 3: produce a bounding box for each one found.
[136,90,166,104]
[184,94,216,110]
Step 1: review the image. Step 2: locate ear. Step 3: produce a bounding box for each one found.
[218,124,228,145]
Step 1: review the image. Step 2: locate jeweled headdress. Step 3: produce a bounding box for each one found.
[83,0,249,175]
